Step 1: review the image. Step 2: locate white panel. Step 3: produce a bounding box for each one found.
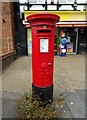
[40,39,49,53]
[30,5,45,10]
[66,0,74,3]
[48,5,57,10]
[59,0,66,4]
[59,5,73,10]
[77,0,86,3]
[37,0,45,3]
[77,6,85,11]
[59,0,74,4]
[29,0,45,3]
[29,0,37,3]
[19,0,27,3]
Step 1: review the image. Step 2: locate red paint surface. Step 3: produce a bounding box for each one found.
[27,13,60,88]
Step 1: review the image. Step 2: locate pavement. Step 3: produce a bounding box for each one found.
[0,54,86,119]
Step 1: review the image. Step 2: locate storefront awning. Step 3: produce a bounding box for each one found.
[24,11,87,27]
[56,21,87,27]
[24,11,86,21]
[23,20,87,28]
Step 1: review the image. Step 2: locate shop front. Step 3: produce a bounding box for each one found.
[55,26,87,55]
[55,27,78,54]
[24,11,87,55]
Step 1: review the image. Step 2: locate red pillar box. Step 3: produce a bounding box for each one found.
[27,13,60,102]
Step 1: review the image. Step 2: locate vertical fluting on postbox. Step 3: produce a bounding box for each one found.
[27,13,60,103]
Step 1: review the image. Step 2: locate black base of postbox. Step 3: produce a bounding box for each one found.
[32,84,53,104]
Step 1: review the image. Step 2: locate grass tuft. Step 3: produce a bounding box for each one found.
[17,92,61,119]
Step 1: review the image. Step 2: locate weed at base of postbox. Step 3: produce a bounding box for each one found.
[32,90,53,107]
[32,84,53,106]
[17,92,60,119]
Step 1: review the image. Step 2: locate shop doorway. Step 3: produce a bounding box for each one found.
[67,27,78,54]
[77,27,87,54]
[56,27,78,54]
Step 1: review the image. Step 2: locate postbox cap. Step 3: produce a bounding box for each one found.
[26,12,60,24]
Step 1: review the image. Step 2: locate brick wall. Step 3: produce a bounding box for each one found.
[2,2,15,57]
[1,2,16,69]
[0,2,2,56]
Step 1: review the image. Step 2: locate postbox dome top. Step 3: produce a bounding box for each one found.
[26,12,60,23]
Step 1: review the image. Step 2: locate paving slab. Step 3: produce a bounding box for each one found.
[63,92,85,118]
[0,99,2,120]
[53,101,73,118]
[2,91,21,119]
[60,103,72,118]
[75,89,86,103]
[2,99,18,118]
[2,91,22,101]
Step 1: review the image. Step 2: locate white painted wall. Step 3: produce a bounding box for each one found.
[19,0,87,12]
